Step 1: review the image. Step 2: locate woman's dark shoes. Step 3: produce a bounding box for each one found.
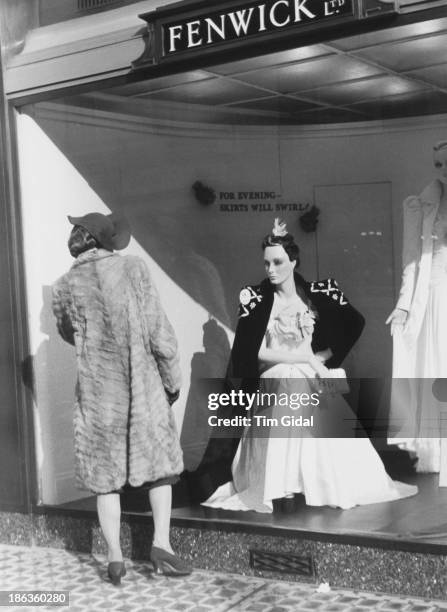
[107,561,126,585]
[150,546,192,577]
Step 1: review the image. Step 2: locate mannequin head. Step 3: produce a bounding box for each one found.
[262,219,300,288]
[263,244,296,286]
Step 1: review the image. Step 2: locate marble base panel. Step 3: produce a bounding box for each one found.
[0,511,446,600]
[0,512,33,547]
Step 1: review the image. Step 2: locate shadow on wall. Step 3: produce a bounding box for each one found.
[22,285,83,505]
[121,211,232,328]
[180,318,231,472]
[30,109,263,330]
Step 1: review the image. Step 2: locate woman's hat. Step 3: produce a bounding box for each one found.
[67,212,131,251]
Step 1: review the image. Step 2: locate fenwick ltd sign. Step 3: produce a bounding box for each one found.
[136,0,356,65]
[164,0,353,54]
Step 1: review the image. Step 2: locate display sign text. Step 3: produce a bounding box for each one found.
[164,0,353,55]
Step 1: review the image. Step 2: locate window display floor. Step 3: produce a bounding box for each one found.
[56,473,447,553]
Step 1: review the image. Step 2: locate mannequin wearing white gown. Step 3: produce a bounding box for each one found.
[205,228,417,511]
[387,143,447,478]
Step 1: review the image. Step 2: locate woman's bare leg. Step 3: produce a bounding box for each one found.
[97,493,123,562]
[149,485,173,553]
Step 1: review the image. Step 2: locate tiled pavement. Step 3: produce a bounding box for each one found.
[0,544,446,611]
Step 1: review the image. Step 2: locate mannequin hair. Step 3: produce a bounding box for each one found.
[262,232,300,266]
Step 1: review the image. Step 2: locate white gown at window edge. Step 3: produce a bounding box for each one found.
[389,187,447,478]
[203,294,418,512]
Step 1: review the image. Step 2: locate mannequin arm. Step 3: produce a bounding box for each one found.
[258,339,328,376]
[395,196,423,312]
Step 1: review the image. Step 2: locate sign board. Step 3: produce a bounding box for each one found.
[134,0,397,68]
[162,0,354,55]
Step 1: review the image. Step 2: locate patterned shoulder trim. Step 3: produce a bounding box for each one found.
[238,285,263,318]
[310,278,348,306]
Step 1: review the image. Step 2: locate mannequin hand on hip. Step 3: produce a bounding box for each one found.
[315,348,333,364]
[310,355,330,379]
[385,308,408,336]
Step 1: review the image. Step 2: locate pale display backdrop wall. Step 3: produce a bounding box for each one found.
[17,111,234,504]
[17,104,447,504]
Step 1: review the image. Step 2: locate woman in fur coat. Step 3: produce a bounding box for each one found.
[52,212,191,583]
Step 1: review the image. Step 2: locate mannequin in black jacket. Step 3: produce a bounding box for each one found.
[186,222,416,508]
[196,220,417,511]
[228,273,365,381]
[186,231,365,504]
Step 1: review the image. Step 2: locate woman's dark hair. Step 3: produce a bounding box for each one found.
[261,232,300,266]
[68,225,101,258]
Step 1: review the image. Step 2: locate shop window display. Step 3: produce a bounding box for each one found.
[15,12,447,544]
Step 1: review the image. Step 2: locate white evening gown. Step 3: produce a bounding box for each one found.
[204,294,417,512]
[391,206,447,475]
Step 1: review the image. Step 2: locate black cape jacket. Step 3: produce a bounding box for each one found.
[228,273,365,383]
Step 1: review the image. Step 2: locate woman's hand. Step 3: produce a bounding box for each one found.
[385,308,408,336]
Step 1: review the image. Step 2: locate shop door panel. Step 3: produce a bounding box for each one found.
[314,182,394,379]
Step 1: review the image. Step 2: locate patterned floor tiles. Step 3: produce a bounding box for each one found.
[0,544,445,612]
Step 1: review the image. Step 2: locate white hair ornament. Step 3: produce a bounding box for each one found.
[272,218,288,237]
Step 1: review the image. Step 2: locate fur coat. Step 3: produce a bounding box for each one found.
[52,248,183,494]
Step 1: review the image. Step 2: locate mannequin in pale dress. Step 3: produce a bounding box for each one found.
[204,220,417,511]
[387,142,447,481]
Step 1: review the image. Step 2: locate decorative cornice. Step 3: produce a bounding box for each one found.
[131,20,156,68]
[32,98,447,141]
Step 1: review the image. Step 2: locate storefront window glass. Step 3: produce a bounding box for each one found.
[16,15,447,537]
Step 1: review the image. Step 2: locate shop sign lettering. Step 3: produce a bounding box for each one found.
[218,191,310,212]
[164,0,353,55]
